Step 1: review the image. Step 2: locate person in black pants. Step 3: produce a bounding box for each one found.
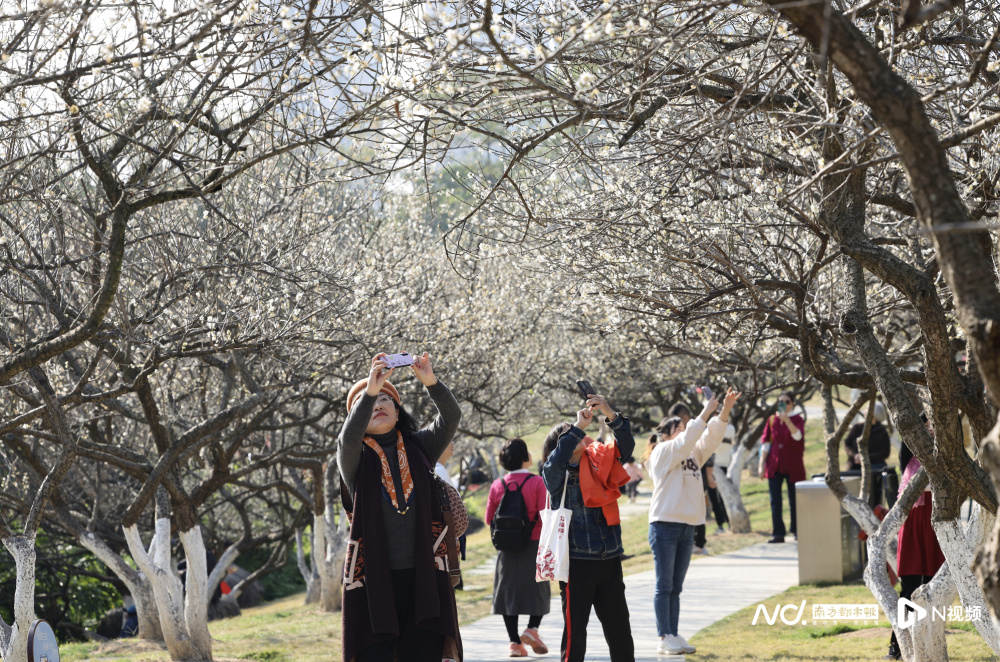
[560,558,634,662]
[541,394,636,662]
[704,456,729,533]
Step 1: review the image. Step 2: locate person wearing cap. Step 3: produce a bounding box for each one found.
[338,352,463,662]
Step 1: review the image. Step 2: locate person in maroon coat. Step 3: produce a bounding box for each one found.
[757,393,806,544]
[886,414,946,660]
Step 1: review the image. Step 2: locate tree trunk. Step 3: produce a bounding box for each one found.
[908,564,957,662]
[178,527,214,658]
[124,520,214,661]
[78,529,163,641]
[319,511,349,613]
[296,526,321,605]
[859,476,917,661]
[932,504,1000,653]
[0,534,36,662]
[713,462,750,533]
[975,421,1000,634]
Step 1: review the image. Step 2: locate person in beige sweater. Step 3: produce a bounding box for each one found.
[647,387,741,655]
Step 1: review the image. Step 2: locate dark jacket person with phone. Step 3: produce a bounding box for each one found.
[337,352,463,662]
[541,392,636,662]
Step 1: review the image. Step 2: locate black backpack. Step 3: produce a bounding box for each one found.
[490,475,536,551]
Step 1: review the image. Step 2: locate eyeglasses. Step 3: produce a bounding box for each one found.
[375,394,395,406]
[779,399,792,404]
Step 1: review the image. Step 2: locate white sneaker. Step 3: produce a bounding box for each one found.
[657,635,686,655]
[675,634,696,654]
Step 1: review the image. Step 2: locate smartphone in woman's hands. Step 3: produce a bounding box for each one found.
[384,352,415,370]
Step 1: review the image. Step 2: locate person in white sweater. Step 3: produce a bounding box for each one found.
[647,387,741,656]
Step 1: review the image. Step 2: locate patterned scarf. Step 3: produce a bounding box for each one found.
[363,431,414,514]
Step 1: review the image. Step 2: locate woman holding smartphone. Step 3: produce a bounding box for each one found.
[337,352,463,662]
[758,392,806,544]
[647,387,741,656]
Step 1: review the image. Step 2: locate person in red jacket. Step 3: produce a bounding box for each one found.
[758,393,806,543]
[886,414,946,660]
[486,438,550,657]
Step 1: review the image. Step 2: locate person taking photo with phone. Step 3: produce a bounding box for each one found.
[337,352,463,662]
[647,387,741,655]
[758,392,806,544]
[541,393,635,662]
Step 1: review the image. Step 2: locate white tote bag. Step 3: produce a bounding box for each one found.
[535,472,571,583]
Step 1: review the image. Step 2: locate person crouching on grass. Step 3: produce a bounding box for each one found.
[337,352,463,662]
[647,387,741,656]
[541,394,635,662]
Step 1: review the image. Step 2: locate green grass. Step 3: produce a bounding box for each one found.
[690,582,997,660]
[61,593,341,661]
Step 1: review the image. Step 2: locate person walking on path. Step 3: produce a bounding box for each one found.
[485,438,551,658]
[337,352,463,662]
[647,388,741,656]
[541,394,636,662]
[758,392,806,544]
[622,456,643,504]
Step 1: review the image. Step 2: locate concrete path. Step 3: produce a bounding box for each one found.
[460,540,799,661]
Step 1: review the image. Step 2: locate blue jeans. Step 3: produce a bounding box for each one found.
[649,521,694,637]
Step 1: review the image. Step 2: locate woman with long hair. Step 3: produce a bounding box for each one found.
[337,352,463,662]
[647,388,741,656]
[485,438,550,657]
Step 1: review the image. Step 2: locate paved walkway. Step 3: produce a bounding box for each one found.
[461,537,799,661]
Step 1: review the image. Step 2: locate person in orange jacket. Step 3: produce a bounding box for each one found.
[579,437,631,525]
[541,393,635,662]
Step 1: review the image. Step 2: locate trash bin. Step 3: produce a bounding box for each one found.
[795,476,865,585]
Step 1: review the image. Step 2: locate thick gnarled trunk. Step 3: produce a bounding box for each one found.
[0,535,36,662]
[932,505,1000,654]
[124,520,213,661]
[78,529,163,641]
